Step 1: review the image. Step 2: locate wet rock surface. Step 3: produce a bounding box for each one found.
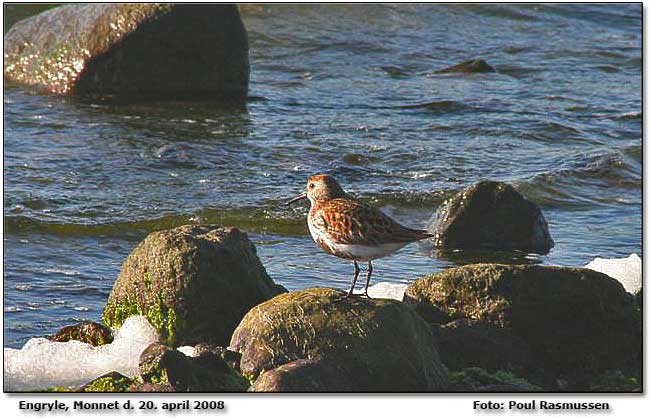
[230,287,449,391]
[102,224,285,346]
[427,181,554,254]
[404,264,642,388]
[4,4,249,99]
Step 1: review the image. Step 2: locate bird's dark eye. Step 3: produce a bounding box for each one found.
[309,183,315,189]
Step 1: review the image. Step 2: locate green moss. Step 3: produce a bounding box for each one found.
[449,367,542,391]
[40,386,73,392]
[102,286,179,346]
[589,370,641,392]
[83,376,135,392]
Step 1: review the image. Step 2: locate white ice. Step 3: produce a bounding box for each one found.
[366,282,409,301]
[4,315,159,391]
[585,253,642,294]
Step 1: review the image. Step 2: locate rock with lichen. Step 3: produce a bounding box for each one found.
[102,224,285,347]
[4,4,249,99]
[404,264,642,389]
[250,358,353,392]
[230,288,449,391]
[80,371,134,392]
[138,342,249,392]
[50,321,113,346]
[426,181,554,254]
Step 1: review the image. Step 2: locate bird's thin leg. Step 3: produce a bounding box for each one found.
[335,261,360,302]
[361,260,373,298]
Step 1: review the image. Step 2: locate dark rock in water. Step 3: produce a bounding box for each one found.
[4,4,249,99]
[102,224,285,346]
[250,358,354,392]
[139,342,249,392]
[431,319,533,375]
[51,321,113,346]
[427,181,554,254]
[634,288,642,311]
[230,287,449,391]
[437,59,495,74]
[404,264,642,389]
[80,371,134,392]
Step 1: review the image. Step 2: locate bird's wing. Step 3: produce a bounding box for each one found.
[314,198,432,245]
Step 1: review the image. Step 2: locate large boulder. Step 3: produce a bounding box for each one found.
[427,181,554,254]
[404,264,642,388]
[230,288,449,391]
[102,225,285,346]
[4,4,249,99]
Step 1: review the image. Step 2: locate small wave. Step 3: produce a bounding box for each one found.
[399,100,467,113]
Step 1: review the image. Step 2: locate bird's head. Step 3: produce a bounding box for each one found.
[287,174,346,205]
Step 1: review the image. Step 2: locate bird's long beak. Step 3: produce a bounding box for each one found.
[286,192,307,205]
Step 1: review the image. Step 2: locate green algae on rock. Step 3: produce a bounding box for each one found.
[3,4,249,99]
[102,225,285,347]
[81,371,134,393]
[404,264,642,389]
[426,181,554,254]
[230,288,449,391]
[51,321,113,346]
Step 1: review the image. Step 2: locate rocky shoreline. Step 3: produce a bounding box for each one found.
[5,180,640,393]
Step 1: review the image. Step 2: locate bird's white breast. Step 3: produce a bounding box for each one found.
[307,216,408,261]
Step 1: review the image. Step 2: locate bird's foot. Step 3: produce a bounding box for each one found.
[360,292,372,299]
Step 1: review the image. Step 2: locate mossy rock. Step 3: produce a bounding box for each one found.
[4,4,249,99]
[81,371,134,393]
[449,367,542,392]
[426,181,554,254]
[50,321,113,346]
[230,288,449,391]
[102,225,285,346]
[404,264,642,388]
[139,342,249,392]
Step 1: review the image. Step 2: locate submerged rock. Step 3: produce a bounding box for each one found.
[250,359,353,392]
[4,4,249,99]
[427,181,554,254]
[436,59,495,74]
[139,342,248,392]
[102,225,285,346]
[404,264,641,388]
[51,321,113,346]
[230,288,449,391]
